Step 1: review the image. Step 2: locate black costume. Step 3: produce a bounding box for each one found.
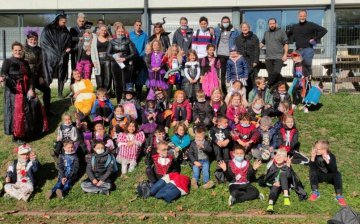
[149,32,171,52]
[70,25,85,70]
[41,15,71,97]
[209,126,233,161]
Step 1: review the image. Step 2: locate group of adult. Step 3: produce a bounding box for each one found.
[0,10,327,144]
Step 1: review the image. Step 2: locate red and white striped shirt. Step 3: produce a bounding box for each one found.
[117,132,145,161]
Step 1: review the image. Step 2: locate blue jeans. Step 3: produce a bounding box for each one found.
[150,179,181,203]
[192,160,210,184]
[175,106,187,121]
[298,47,314,75]
[51,177,72,195]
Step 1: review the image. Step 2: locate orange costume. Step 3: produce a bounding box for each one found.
[73,79,96,116]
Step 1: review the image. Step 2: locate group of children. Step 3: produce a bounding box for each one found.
[1,42,346,213]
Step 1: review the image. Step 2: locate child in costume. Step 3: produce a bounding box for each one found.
[253,116,277,161]
[209,88,227,126]
[170,122,191,163]
[140,100,158,135]
[209,116,232,162]
[224,80,247,106]
[109,105,129,141]
[200,44,220,97]
[92,118,115,153]
[72,69,96,117]
[248,77,274,109]
[119,84,141,121]
[164,43,184,99]
[146,40,168,91]
[226,92,247,128]
[182,49,201,102]
[171,90,192,127]
[76,29,93,79]
[91,88,114,124]
[272,80,292,111]
[248,98,267,124]
[192,90,213,128]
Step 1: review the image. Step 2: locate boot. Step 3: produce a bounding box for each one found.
[202,180,215,189]
[191,178,198,189]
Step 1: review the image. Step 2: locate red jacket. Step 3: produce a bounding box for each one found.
[233,124,260,143]
[169,172,190,194]
[226,106,247,122]
[171,99,192,121]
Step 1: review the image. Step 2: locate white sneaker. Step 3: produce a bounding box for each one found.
[259,193,265,201]
[228,195,235,206]
[304,107,309,113]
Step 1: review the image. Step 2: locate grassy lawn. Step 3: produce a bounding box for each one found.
[0,89,359,224]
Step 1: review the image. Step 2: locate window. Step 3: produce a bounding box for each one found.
[23,14,57,27]
[66,13,104,29]
[243,11,281,41]
[0,15,18,27]
[336,9,360,49]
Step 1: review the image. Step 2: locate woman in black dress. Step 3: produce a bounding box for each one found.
[0,42,34,144]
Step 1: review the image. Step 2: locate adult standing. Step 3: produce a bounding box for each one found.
[287,9,327,76]
[41,14,71,98]
[107,25,136,103]
[130,19,148,100]
[235,22,260,93]
[0,42,34,144]
[260,18,289,88]
[172,17,193,55]
[23,30,52,116]
[91,24,112,94]
[70,13,86,71]
[214,16,240,94]
[149,22,171,52]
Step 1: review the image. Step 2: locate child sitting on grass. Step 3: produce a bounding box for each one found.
[189,127,214,190]
[90,88,114,125]
[46,140,79,200]
[171,90,192,127]
[170,122,191,163]
[248,77,273,109]
[218,144,262,206]
[210,116,232,162]
[309,140,347,206]
[4,144,39,202]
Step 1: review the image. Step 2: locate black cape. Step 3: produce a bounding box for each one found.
[40,15,71,84]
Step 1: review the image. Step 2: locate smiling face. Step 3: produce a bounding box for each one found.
[217,118,228,129]
[63,143,74,154]
[241,24,250,35]
[155,131,165,141]
[157,144,168,157]
[99,26,107,37]
[274,151,287,164]
[152,41,160,51]
[284,117,294,129]
[27,37,38,46]
[12,45,23,58]
[278,84,287,93]
[97,93,106,101]
[189,53,196,62]
[231,95,241,107]
[211,89,221,102]
[127,123,136,134]
[207,46,215,57]
[62,115,72,125]
[177,125,185,136]
[180,19,188,27]
[116,27,125,36]
[114,107,124,116]
[72,70,81,81]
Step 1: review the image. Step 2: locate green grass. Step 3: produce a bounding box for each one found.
[0,89,359,223]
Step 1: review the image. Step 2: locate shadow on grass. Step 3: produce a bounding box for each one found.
[33,162,57,194]
[46,98,73,134]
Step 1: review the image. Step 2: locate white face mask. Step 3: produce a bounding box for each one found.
[222,23,230,29]
[234,156,244,163]
[254,104,262,110]
[27,42,37,47]
[240,123,250,128]
[94,148,105,154]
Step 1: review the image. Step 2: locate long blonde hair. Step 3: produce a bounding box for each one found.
[166,43,183,63]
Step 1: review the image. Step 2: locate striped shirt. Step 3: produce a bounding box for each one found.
[117,132,145,161]
[192,29,215,59]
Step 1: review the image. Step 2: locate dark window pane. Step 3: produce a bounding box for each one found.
[0,15,18,27]
[23,14,57,27]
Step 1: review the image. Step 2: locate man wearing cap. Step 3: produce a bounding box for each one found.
[260,18,289,88]
[287,9,327,76]
[4,144,39,202]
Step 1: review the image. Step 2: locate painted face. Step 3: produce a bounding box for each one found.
[177,126,185,136]
[63,115,72,126]
[27,37,38,47]
[12,45,23,58]
[63,144,74,154]
[127,123,136,134]
[298,11,307,23]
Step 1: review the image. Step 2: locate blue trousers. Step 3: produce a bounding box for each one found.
[51,177,72,195]
[150,179,181,203]
[298,47,314,75]
[192,159,210,184]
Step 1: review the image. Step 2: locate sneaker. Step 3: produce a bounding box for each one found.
[303,107,309,113]
[336,195,347,206]
[284,196,291,206]
[101,190,110,196]
[55,189,64,200]
[309,191,320,202]
[191,178,198,189]
[202,180,214,190]
[228,195,235,206]
[266,204,274,213]
[45,190,53,200]
[259,193,265,201]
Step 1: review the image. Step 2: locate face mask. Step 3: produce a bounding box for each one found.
[235,156,244,163]
[254,104,262,110]
[28,42,37,47]
[201,28,208,32]
[116,114,124,120]
[240,123,250,128]
[117,34,125,39]
[195,140,205,145]
[181,25,188,30]
[279,91,287,95]
[197,98,206,103]
[84,37,91,42]
[176,99,183,103]
[65,151,73,155]
[219,125,226,130]
[94,148,105,154]
[222,23,230,29]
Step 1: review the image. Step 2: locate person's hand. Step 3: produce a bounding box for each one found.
[73,91,81,98]
[5,177,11,183]
[209,27,215,35]
[253,159,262,170]
[103,118,109,123]
[199,76,204,84]
[116,57,125,63]
[96,180,104,186]
[27,89,35,98]
[127,141,134,147]
[65,48,71,53]
[282,54,288,62]
[212,117,217,125]
[194,161,202,167]
[195,118,200,124]
[273,181,280,187]
[57,136,62,141]
[269,147,274,153]
[311,147,317,162]
[322,153,330,164]
[223,139,230,147]
[265,104,272,109]
[184,120,189,127]
[61,178,67,185]
[179,48,185,56]
[286,156,292,167]
[252,63,257,68]
[30,151,36,161]
[217,141,223,147]
[92,179,98,185]
[0,76,5,82]
[218,160,227,171]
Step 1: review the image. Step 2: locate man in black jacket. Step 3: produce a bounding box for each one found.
[235,22,260,93]
[70,13,86,71]
[287,9,327,76]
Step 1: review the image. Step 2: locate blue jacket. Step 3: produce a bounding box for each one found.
[91,99,114,121]
[129,31,148,57]
[214,27,240,50]
[171,134,191,151]
[226,57,249,83]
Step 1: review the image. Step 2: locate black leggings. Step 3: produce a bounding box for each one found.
[229,183,259,204]
[111,61,131,104]
[310,169,343,195]
[269,171,289,202]
[96,60,112,93]
[213,145,230,162]
[35,81,51,111]
[218,55,229,95]
[146,166,163,184]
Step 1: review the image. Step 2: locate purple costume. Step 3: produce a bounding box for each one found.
[146,52,168,90]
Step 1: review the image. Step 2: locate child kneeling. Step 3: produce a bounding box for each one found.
[218,144,262,206]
